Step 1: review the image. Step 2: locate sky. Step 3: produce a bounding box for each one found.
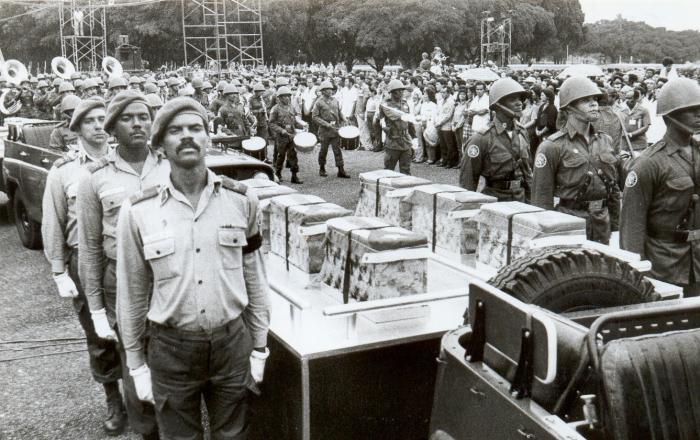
[579,0,700,31]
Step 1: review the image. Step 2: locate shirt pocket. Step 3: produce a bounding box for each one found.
[562,154,588,169]
[143,237,177,281]
[218,228,248,269]
[664,176,694,211]
[99,187,126,212]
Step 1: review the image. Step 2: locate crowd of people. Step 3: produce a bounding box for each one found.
[5,49,700,439]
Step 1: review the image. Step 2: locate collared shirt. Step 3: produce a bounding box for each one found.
[116,170,270,369]
[301,86,317,115]
[312,95,344,139]
[379,98,412,151]
[619,102,651,151]
[219,102,254,136]
[469,93,490,132]
[77,148,170,311]
[49,124,79,152]
[268,103,301,141]
[41,140,106,273]
[337,86,358,119]
[435,95,456,131]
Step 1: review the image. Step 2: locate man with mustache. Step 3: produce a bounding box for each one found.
[621,78,700,297]
[459,77,533,202]
[116,97,270,440]
[77,90,169,440]
[41,97,126,436]
[532,77,620,245]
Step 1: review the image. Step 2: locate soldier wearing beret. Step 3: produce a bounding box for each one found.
[77,90,168,440]
[117,97,270,440]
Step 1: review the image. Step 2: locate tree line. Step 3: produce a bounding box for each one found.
[0,1,698,72]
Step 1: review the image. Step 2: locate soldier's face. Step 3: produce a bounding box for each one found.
[79,107,108,147]
[672,106,700,133]
[226,93,240,104]
[571,96,600,122]
[501,95,523,117]
[279,95,291,105]
[162,113,208,169]
[112,102,152,149]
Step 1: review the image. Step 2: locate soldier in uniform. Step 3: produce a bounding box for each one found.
[33,80,52,119]
[532,77,620,244]
[49,95,81,151]
[209,80,228,121]
[82,78,101,99]
[377,79,413,174]
[268,86,307,183]
[217,84,256,149]
[249,83,270,162]
[77,90,169,440]
[312,80,350,178]
[459,77,533,202]
[116,97,270,440]
[41,98,126,435]
[620,78,700,296]
[106,77,128,104]
[192,78,209,108]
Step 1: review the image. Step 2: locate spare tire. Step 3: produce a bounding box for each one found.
[489,246,659,313]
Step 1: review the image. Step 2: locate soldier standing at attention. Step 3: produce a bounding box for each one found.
[620,78,700,296]
[77,90,169,440]
[312,80,350,178]
[532,77,620,244]
[116,97,270,440]
[249,83,271,162]
[459,77,532,202]
[41,98,125,435]
[378,79,413,175]
[268,86,307,183]
[49,95,81,152]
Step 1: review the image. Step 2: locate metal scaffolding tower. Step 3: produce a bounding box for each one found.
[181,0,264,69]
[59,0,107,72]
[480,11,512,67]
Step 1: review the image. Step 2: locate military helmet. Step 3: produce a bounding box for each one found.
[37,80,49,89]
[61,95,81,112]
[559,76,601,109]
[166,77,180,87]
[82,78,99,89]
[489,78,527,108]
[74,79,84,88]
[30,77,38,84]
[387,79,406,93]
[178,86,195,97]
[217,80,229,92]
[318,80,334,91]
[223,84,240,95]
[275,77,289,87]
[108,76,128,89]
[58,82,75,93]
[52,78,63,87]
[143,82,159,94]
[191,78,203,89]
[656,78,700,116]
[253,83,265,92]
[146,93,164,109]
[202,81,213,91]
[276,86,292,97]
[129,76,141,85]
[70,72,81,80]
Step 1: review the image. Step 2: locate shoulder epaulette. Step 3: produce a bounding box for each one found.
[53,151,77,168]
[129,185,160,206]
[476,124,492,135]
[646,141,666,157]
[221,177,248,195]
[86,157,109,174]
[546,131,565,142]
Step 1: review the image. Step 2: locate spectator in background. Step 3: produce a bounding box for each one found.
[421,87,439,164]
[434,86,458,168]
[468,82,490,133]
[594,87,625,156]
[660,56,679,81]
[534,88,558,155]
[337,76,358,123]
[419,53,431,72]
[520,89,540,153]
[365,86,383,151]
[356,84,373,150]
[619,87,651,152]
[452,87,469,158]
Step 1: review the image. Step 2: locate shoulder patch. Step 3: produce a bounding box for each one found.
[546,131,565,142]
[86,157,109,174]
[467,145,480,158]
[129,185,160,205]
[534,153,547,168]
[53,151,76,168]
[625,171,638,188]
[221,177,248,195]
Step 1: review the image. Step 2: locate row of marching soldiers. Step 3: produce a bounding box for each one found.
[460,75,700,298]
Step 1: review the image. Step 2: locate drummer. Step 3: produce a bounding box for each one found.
[217,84,256,149]
[268,86,307,184]
[312,80,351,178]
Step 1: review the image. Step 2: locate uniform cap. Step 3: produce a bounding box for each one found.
[104,90,151,132]
[150,97,208,147]
[69,97,105,131]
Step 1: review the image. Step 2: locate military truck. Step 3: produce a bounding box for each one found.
[1,119,274,249]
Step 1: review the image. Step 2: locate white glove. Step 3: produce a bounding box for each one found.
[53,272,78,298]
[90,308,117,341]
[250,347,270,384]
[130,364,155,404]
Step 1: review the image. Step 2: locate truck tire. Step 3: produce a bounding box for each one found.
[13,193,42,250]
[489,246,658,313]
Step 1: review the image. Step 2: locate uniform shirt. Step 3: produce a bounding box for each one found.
[593,107,625,155]
[268,103,302,142]
[620,133,700,285]
[116,171,270,369]
[469,93,490,132]
[378,98,412,151]
[41,141,105,273]
[194,91,209,108]
[77,148,170,311]
[49,123,79,152]
[218,102,254,136]
[312,95,345,139]
[619,102,651,151]
[532,123,618,209]
[459,115,532,201]
[248,95,268,128]
[208,96,226,116]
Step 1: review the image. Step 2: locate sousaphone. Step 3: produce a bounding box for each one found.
[102,56,122,78]
[51,56,76,80]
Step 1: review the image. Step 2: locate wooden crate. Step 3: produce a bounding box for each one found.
[355,169,430,218]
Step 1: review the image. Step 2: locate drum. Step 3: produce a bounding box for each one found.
[338,125,360,150]
[242,136,267,160]
[293,131,317,154]
[423,123,439,147]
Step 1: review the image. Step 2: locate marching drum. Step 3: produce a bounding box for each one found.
[338,125,360,150]
[242,136,267,160]
[293,130,317,153]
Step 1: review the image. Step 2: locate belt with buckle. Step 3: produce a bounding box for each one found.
[486,179,522,190]
[648,228,700,243]
[559,198,606,212]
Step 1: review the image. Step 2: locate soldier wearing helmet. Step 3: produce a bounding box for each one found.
[166,76,181,99]
[107,77,128,103]
[532,76,620,244]
[621,78,700,296]
[248,83,270,161]
[49,95,82,151]
[208,80,229,117]
[82,78,101,99]
[312,80,350,178]
[217,83,255,143]
[33,80,53,119]
[377,79,413,174]
[269,86,308,183]
[191,77,209,108]
[459,77,533,202]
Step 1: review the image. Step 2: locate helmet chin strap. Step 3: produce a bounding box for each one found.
[494,102,517,120]
[665,114,698,136]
